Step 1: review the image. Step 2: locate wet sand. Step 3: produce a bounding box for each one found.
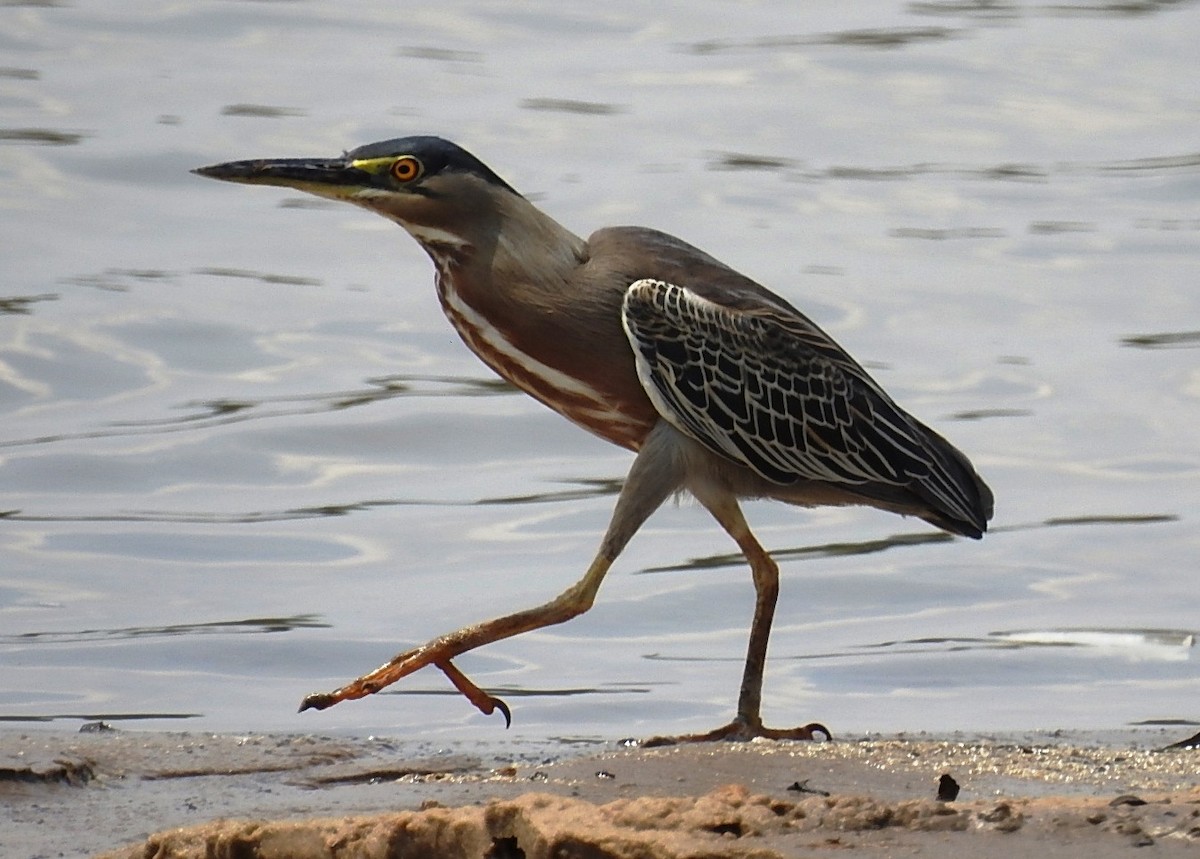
[3,727,1197,857]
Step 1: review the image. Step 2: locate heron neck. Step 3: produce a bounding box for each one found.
[423,192,586,317]
[489,193,587,293]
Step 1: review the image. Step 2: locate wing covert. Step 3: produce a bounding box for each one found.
[621,279,978,525]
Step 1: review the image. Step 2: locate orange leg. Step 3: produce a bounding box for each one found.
[300,421,685,721]
[299,554,612,716]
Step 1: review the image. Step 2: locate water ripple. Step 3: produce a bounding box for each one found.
[0,374,515,450]
[2,615,329,646]
[639,514,1177,574]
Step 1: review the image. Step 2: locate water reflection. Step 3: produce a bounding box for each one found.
[61,267,173,292]
[2,615,328,646]
[642,530,956,574]
[0,712,199,725]
[0,476,621,524]
[912,0,1185,19]
[991,628,1195,657]
[219,104,306,119]
[0,293,56,314]
[520,98,625,115]
[0,128,85,145]
[1028,221,1096,234]
[194,266,321,286]
[685,27,958,54]
[0,373,516,451]
[890,226,1007,240]
[705,153,1200,183]
[947,407,1032,420]
[640,514,1177,574]
[645,627,1196,662]
[1098,152,1200,173]
[708,152,797,172]
[1121,331,1200,349]
[483,478,622,507]
[396,46,484,63]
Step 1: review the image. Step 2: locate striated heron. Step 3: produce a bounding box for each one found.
[194,136,993,742]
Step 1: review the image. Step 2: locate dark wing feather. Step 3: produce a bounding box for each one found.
[621,279,989,536]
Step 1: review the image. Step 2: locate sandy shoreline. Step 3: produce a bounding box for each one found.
[2,726,1196,857]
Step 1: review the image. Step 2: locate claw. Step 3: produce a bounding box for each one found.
[437,659,512,728]
[494,696,513,729]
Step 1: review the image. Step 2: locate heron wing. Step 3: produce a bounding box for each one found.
[621,278,981,528]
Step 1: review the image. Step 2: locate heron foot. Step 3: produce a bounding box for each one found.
[437,659,512,728]
[297,656,511,727]
[638,719,832,748]
[297,692,336,712]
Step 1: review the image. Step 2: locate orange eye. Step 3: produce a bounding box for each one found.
[390,155,423,183]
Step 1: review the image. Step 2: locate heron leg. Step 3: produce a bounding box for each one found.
[299,553,614,715]
[299,421,684,719]
[642,489,831,746]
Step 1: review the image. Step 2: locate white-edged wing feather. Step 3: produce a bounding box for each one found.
[621,279,982,529]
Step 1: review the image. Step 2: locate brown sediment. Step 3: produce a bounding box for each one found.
[2,729,1198,858]
[95,781,1200,859]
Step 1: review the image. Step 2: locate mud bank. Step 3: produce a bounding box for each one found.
[2,728,1196,857]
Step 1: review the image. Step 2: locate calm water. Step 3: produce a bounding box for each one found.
[1,1,1197,741]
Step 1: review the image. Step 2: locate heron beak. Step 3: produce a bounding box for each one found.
[192,157,373,200]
